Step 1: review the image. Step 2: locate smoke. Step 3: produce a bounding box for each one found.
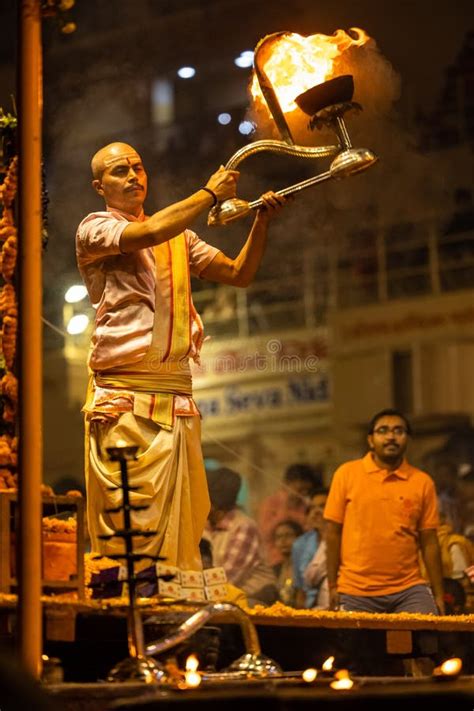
[245,31,452,227]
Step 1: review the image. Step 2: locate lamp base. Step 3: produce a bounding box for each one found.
[107,655,166,684]
[226,653,282,677]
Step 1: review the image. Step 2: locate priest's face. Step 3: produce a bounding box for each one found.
[92,143,148,217]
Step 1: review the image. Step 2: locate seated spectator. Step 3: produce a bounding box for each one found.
[204,466,278,607]
[303,520,329,609]
[419,491,473,609]
[437,492,473,580]
[258,463,322,565]
[292,488,329,608]
[272,519,303,605]
[442,577,467,615]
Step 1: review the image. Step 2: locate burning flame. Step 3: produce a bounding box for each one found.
[250,28,370,116]
[440,658,462,675]
[184,654,202,688]
[302,667,318,683]
[186,655,199,672]
[434,657,462,678]
[322,655,335,672]
[330,669,354,690]
[330,678,354,690]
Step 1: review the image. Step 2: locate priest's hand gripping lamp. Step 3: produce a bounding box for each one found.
[208,31,378,226]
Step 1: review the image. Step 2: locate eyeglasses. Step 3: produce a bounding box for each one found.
[373,426,408,436]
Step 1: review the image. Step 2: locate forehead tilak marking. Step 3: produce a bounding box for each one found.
[103,153,142,168]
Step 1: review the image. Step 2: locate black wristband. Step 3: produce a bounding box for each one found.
[201,187,218,207]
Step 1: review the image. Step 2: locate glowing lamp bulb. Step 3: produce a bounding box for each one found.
[238,120,254,136]
[218,112,232,125]
[177,66,196,79]
[322,656,335,672]
[65,284,87,303]
[66,314,89,335]
[302,668,318,683]
[234,50,254,68]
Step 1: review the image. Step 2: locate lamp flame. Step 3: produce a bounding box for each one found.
[186,655,199,673]
[330,677,354,690]
[302,667,318,683]
[322,655,335,672]
[330,669,353,689]
[184,654,201,688]
[250,28,370,116]
[433,657,462,678]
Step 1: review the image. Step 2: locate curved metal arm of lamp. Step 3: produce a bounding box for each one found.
[145,601,261,657]
[208,141,341,226]
[208,146,378,225]
[145,601,281,678]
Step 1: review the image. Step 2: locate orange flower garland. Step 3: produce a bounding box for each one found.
[0,156,18,208]
[1,236,18,282]
[0,151,18,490]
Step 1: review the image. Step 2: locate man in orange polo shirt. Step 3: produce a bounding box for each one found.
[324,409,445,614]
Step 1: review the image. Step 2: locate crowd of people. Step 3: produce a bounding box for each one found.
[203,409,474,615]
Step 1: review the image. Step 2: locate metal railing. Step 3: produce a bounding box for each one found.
[191,217,474,339]
[56,215,474,354]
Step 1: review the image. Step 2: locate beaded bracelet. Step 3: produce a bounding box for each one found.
[201,187,218,206]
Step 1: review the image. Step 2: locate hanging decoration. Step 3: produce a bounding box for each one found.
[0,108,18,490]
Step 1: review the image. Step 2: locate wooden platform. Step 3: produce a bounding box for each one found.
[1,594,473,682]
[42,677,474,711]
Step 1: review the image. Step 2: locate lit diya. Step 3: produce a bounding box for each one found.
[184,654,202,688]
[330,669,354,691]
[432,657,462,681]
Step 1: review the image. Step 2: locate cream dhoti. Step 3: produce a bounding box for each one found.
[87,409,208,570]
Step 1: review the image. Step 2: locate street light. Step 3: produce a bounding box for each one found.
[66,313,89,335]
[64,284,87,303]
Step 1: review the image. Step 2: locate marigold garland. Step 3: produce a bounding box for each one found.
[0,147,18,490]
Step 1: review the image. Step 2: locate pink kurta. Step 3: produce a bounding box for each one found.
[76,207,219,371]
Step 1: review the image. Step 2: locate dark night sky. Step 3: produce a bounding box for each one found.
[1,1,473,110]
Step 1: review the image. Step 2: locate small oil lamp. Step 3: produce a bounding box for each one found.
[319,655,335,677]
[433,657,462,681]
[330,669,354,690]
[302,667,318,683]
[184,654,202,688]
